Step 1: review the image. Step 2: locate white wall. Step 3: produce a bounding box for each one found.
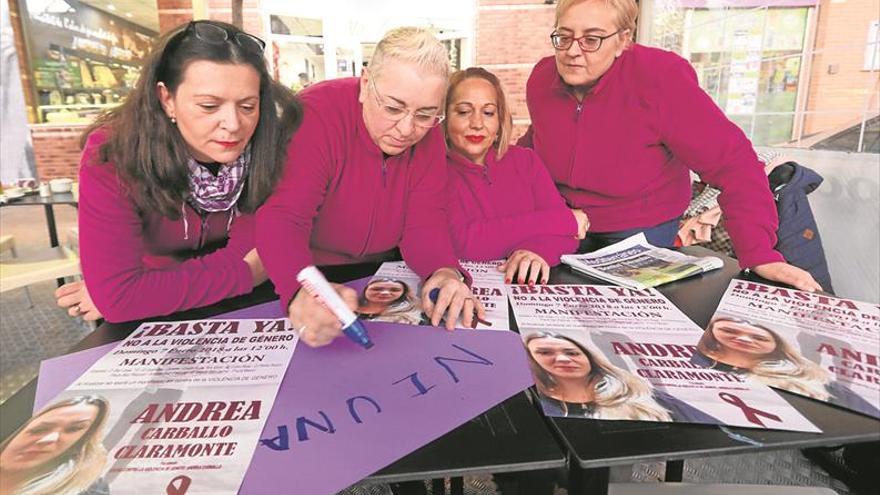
[760,147,880,303]
[1,1,37,184]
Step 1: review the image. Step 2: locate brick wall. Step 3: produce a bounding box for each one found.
[476,0,556,141]
[30,127,84,181]
[802,0,880,135]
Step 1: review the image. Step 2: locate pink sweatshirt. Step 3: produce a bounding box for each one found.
[256,78,462,306]
[446,146,578,264]
[78,131,254,323]
[519,45,784,269]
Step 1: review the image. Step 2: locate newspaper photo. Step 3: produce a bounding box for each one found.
[561,233,723,289]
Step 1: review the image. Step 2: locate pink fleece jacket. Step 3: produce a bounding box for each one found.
[256,78,463,306]
[446,146,578,265]
[519,45,784,269]
[78,131,254,323]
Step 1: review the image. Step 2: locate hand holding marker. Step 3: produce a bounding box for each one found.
[296,266,374,349]
[428,288,492,329]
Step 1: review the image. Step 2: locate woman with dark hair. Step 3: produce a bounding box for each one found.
[54,21,302,322]
[695,317,879,416]
[443,67,587,285]
[356,278,425,325]
[0,396,109,495]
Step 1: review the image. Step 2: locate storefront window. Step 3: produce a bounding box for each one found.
[643,1,879,152]
[269,15,325,91]
[19,0,157,124]
[653,5,810,146]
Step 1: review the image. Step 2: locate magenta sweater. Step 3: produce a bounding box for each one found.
[519,45,784,268]
[256,78,462,306]
[78,131,254,322]
[446,146,578,265]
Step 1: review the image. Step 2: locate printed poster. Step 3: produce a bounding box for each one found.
[358,260,509,329]
[3,318,297,495]
[508,284,819,432]
[701,280,880,418]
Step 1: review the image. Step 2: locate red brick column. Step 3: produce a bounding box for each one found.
[476,0,556,141]
[157,0,195,34]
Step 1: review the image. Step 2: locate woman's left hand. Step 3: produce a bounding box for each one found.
[421,267,486,330]
[751,261,822,292]
[498,249,550,285]
[55,280,104,321]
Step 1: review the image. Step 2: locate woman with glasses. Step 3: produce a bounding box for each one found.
[519,0,821,292]
[443,67,588,285]
[257,27,484,348]
[54,21,302,322]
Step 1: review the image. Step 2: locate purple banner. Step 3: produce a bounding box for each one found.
[35,278,533,494]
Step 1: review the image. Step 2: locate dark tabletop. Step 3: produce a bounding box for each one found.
[3,250,877,482]
[1,191,78,207]
[545,246,880,469]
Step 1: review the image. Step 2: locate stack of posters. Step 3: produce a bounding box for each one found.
[7,319,298,494]
[700,280,880,418]
[508,284,819,432]
[359,260,509,329]
[561,233,723,289]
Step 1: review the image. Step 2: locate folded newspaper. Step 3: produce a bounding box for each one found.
[561,233,723,289]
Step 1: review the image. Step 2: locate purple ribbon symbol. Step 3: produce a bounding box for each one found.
[166,475,192,495]
[719,392,782,427]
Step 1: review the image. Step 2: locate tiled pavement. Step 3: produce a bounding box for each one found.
[0,206,863,495]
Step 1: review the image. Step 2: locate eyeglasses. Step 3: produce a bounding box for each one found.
[182,20,266,53]
[550,29,623,53]
[367,77,445,128]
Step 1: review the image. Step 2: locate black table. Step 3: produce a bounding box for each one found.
[545,247,880,495]
[2,252,877,494]
[1,191,79,286]
[0,263,566,495]
[0,192,78,248]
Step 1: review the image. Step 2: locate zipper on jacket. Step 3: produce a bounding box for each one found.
[482,164,492,185]
[359,157,384,256]
[196,212,210,250]
[574,102,583,121]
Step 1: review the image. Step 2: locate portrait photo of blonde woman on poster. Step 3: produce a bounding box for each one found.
[523,332,719,423]
[0,396,109,495]
[694,316,880,417]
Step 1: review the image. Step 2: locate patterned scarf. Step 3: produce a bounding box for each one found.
[186,146,250,213]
